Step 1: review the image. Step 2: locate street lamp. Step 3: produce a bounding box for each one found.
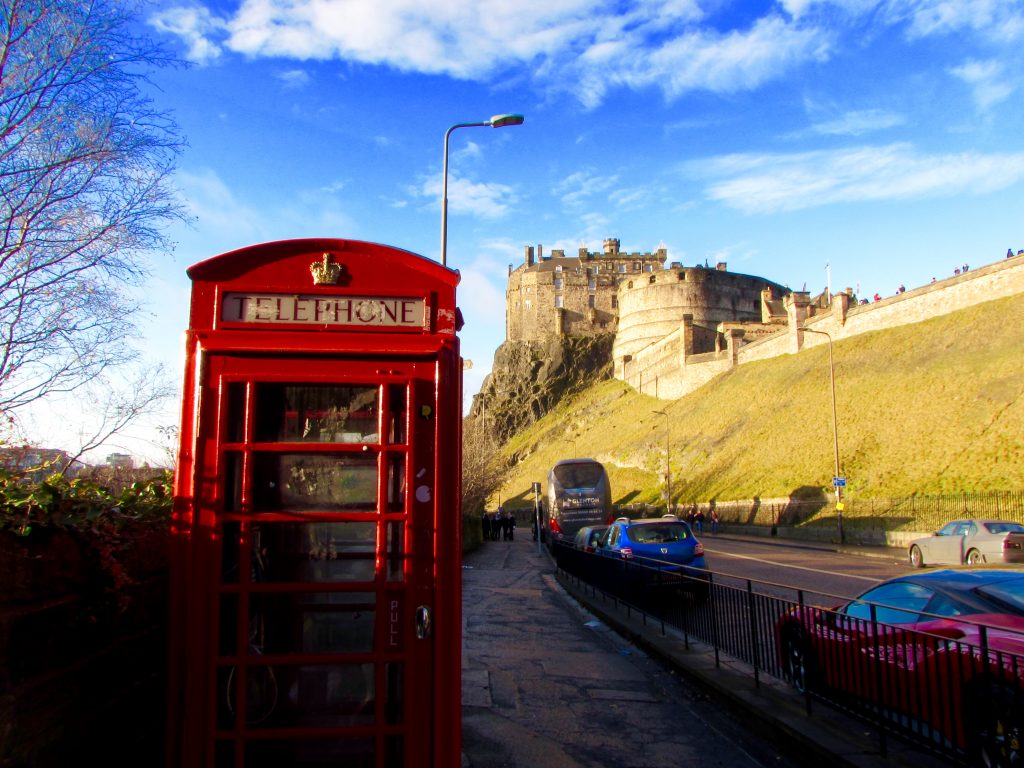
[441,113,524,267]
[800,327,844,543]
[653,409,672,515]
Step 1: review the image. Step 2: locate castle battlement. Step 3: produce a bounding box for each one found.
[505,239,669,343]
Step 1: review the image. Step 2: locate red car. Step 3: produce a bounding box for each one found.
[776,569,1024,766]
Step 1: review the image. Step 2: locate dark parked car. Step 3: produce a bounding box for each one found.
[595,517,708,595]
[776,569,1024,766]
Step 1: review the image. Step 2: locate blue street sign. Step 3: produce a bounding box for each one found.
[833,477,847,487]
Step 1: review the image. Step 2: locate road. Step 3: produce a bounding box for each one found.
[702,535,911,604]
[461,534,809,768]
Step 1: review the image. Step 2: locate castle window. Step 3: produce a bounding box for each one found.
[649,275,656,284]
[644,264,653,272]
[555,295,563,308]
[618,264,626,273]
[611,296,618,308]
[588,279,596,291]
[555,265,562,273]
[554,279,563,290]
[525,300,531,310]
[633,261,641,271]
[588,294,596,308]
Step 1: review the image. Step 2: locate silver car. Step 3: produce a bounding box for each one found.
[573,525,610,553]
[908,518,1024,567]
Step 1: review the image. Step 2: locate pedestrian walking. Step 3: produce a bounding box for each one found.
[710,509,719,535]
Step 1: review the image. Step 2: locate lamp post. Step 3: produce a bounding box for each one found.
[653,409,671,515]
[441,113,524,267]
[800,327,844,543]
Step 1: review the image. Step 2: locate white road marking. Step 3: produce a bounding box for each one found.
[703,547,884,583]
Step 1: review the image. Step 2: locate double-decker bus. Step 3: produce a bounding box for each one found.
[542,459,612,549]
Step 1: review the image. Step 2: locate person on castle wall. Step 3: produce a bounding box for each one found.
[962,263,969,272]
[873,293,881,302]
[1018,249,1024,257]
[954,267,961,276]
[898,284,905,293]
[1009,248,1015,259]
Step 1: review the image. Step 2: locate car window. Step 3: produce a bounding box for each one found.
[628,523,689,544]
[985,522,1024,534]
[845,582,934,625]
[977,581,1024,616]
[924,592,967,618]
[937,522,960,536]
[958,522,976,537]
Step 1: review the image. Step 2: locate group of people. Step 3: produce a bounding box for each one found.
[1009,248,1024,259]
[684,508,719,535]
[481,508,517,541]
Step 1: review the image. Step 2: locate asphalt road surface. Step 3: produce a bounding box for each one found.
[461,534,809,768]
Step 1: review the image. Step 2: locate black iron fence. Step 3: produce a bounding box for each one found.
[554,542,1024,767]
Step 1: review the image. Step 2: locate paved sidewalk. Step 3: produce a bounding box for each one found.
[460,535,806,768]
[461,533,948,768]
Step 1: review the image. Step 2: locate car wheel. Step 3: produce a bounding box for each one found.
[909,545,924,568]
[967,682,1024,768]
[781,626,818,695]
[966,549,983,565]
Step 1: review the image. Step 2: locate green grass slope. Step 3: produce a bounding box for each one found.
[491,293,1024,511]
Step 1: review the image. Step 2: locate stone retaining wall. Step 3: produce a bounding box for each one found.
[0,526,168,767]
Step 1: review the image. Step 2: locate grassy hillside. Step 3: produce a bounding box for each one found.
[490,293,1024,513]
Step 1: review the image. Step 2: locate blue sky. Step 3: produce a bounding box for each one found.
[52,0,1024,464]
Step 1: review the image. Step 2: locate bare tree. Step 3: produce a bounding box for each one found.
[0,0,186,417]
[461,415,505,517]
[61,362,177,471]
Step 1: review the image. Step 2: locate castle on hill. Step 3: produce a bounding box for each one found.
[505,236,796,356]
[501,236,1024,402]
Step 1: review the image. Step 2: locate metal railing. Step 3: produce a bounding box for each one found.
[553,542,1024,766]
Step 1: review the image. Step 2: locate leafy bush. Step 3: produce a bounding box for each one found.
[0,468,173,536]
[0,467,173,610]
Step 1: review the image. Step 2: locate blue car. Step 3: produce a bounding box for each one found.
[595,516,709,596]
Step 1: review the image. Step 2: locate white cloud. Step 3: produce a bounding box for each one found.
[152,1,835,107]
[631,15,831,98]
[554,169,621,209]
[276,68,311,88]
[894,0,1024,42]
[695,143,1024,213]
[175,168,267,237]
[949,59,1015,111]
[800,108,907,137]
[149,4,227,64]
[419,173,518,219]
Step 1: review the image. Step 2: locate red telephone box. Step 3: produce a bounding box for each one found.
[167,239,463,768]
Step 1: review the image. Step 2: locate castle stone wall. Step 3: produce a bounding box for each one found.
[506,240,666,343]
[612,266,787,363]
[633,254,1024,400]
